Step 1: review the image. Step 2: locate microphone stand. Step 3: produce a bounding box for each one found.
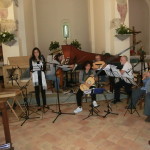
[46,62,75,123]
[13,77,40,126]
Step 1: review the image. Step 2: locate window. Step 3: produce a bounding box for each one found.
[63,24,69,38]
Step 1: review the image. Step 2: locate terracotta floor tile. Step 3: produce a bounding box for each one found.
[0,101,150,150]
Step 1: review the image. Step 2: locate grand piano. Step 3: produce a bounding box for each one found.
[62,45,120,65]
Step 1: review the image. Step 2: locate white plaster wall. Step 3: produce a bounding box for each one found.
[35,0,90,57]
[23,0,35,55]
[92,0,105,54]
[129,0,149,54]
[113,0,130,58]
[2,3,20,64]
[89,0,130,57]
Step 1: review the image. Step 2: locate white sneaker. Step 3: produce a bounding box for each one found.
[93,101,98,107]
[74,107,83,113]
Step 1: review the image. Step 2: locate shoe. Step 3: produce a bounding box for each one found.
[93,101,98,107]
[37,107,41,111]
[145,116,150,122]
[44,105,49,109]
[74,107,82,114]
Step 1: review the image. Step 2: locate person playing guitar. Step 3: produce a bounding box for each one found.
[74,61,98,114]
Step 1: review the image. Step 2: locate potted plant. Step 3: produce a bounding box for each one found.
[115,24,132,41]
[49,41,60,51]
[0,31,16,46]
[70,39,81,50]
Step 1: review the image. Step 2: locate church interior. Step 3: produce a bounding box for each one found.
[0,0,150,150]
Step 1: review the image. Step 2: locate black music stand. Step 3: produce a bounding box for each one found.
[122,73,140,116]
[47,63,75,123]
[102,90,119,118]
[83,88,103,120]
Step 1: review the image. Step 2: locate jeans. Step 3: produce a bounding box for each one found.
[76,88,96,107]
[35,72,46,107]
[114,79,132,101]
[129,88,145,108]
[129,88,150,116]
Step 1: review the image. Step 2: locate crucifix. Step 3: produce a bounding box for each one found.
[131,26,141,51]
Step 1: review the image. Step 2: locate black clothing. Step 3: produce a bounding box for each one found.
[29,55,47,107]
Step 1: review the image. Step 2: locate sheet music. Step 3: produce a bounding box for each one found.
[104,65,122,78]
[103,65,137,85]
[58,65,71,71]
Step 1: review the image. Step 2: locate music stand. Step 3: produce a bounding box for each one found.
[104,65,140,116]
[122,72,140,116]
[83,88,103,120]
[46,62,75,123]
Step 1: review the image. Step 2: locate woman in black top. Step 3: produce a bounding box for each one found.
[29,47,48,110]
[74,61,98,114]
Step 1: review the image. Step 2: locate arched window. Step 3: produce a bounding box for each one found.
[63,24,69,38]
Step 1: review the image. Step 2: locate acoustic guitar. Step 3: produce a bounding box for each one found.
[80,64,107,91]
[92,61,105,70]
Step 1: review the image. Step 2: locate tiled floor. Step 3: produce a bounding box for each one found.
[0,100,150,150]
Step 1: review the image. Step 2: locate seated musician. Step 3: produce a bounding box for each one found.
[128,71,150,122]
[92,54,106,82]
[74,61,98,114]
[112,56,133,104]
[46,53,74,90]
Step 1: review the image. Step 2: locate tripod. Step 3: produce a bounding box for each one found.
[51,63,75,123]
[14,78,40,126]
[124,95,140,116]
[103,91,118,118]
[83,89,102,120]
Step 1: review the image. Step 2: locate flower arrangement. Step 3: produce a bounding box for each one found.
[116,24,132,34]
[0,31,15,44]
[49,41,60,51]
[70,39,81,50]
[137,47,146,61]
[137,47,146,55]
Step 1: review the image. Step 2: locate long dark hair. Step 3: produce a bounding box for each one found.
[31,47,42,61]
[54,53,62,62]
[83,61,92,70]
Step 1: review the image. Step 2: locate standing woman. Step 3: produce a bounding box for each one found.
[29,47,48,110]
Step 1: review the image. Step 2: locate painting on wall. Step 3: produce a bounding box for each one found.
[116,0,127,24]
[0,8,8,19]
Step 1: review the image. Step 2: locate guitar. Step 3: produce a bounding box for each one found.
[92,61,105,70]
[80,41,141,91]
[80,64,107,91]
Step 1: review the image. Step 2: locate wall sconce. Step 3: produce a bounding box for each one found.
[63,24,70,45]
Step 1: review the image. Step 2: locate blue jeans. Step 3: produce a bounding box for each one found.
[46,74,60,90]
[144,93,150,116]
[130,88,145,107]
[129,88,150,116]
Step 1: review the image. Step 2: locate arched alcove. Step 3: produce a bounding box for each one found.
[129,0,150,54]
